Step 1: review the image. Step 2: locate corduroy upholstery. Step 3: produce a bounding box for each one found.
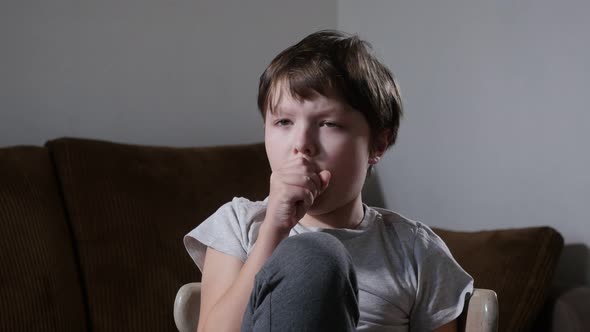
[44,138,271,331]
[0,138,567,331]
[0,146,87,331]
[434,227,564,332]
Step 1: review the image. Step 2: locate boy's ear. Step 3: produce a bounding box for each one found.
[369,129,391,164]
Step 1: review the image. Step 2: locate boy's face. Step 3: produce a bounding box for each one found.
[264,88,374,215]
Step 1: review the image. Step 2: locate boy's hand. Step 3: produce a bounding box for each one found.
[264,155,331,235]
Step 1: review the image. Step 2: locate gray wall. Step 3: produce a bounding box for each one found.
[339,0,589,285]
[0,0,336,146]
[2,1,588,285]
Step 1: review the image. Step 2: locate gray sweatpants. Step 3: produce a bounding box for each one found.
[241,232,360,332]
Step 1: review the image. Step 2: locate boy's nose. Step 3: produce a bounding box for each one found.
[294,143,316,157]
[293,127,317,157]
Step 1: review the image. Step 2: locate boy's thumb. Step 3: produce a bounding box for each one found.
[319,170,331,192]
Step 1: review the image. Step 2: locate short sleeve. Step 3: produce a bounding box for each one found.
[183,198,260,272]
[410,224,474,331]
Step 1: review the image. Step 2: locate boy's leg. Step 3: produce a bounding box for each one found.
[241,232,359,332]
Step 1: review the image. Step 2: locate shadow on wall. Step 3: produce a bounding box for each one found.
[362,170,386,208]
[553,243,590,290]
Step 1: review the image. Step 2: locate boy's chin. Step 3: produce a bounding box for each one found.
[306,197,329,215]
[307,194,340,216]
[307,189,363,216]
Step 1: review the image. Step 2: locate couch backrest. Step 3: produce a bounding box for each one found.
[434,226,564,332]
[0,146,88,331]
[45,138,271,331]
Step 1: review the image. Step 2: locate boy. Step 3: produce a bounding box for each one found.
[184,30,473,332]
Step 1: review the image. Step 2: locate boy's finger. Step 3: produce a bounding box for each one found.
[318,170,331,192]
[283,154,321,172]
[280,174,321,197]
[294,188,314,220]
[308,173,322,197]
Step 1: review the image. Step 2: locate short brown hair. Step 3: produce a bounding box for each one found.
[257,30,403,152]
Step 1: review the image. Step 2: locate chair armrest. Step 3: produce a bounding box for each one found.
[174,282,202,332]
[464,288,498,332]
[173,283,499,332]
[552,286,590,332]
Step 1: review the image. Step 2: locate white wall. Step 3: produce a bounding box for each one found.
[339,0,590,285]
[0,0,336,147]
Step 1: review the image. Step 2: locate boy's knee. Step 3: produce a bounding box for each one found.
[280,232,344,257]
[271,232,355,281]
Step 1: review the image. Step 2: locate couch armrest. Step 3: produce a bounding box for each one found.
[174,282,201,332]
[552,286,590,332]
[463,289,498,332]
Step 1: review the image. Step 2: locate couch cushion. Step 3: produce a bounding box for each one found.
[434,226,564,332]
[0,146,87,331]
[46,138,270,332]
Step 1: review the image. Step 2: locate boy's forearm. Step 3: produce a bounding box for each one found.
[199,223,288,332]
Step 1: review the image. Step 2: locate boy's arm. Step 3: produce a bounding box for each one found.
[196,224,288,332]
[196,247,242,332]
[198,155,329,332]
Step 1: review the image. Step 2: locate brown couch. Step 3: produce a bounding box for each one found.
[0,137,565,331]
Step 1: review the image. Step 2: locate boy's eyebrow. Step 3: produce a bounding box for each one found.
[272,104,349,117]
[270,107,291,116]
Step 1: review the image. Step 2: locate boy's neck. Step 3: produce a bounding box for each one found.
[299,195,365,230]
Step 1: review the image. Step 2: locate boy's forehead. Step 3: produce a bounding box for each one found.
[270,93,350,117]
[268,82,305,108]
[267,82,348,115]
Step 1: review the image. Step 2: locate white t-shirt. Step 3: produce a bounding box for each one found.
[184,197,474,331]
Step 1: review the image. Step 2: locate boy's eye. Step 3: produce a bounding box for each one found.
[320,121,340,128]
[274,119,292,126]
